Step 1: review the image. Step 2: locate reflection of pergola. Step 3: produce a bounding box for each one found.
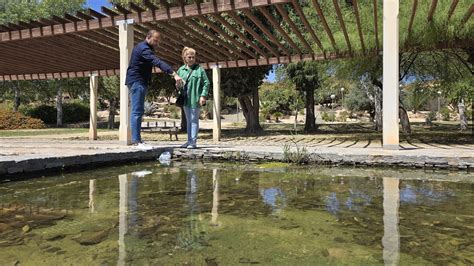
[1,0,472,148]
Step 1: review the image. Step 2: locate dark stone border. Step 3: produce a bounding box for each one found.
[1,147,472,180]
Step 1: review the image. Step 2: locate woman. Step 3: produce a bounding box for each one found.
[177,47,210,149]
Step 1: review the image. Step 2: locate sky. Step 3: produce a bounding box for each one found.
[85,0,112,10]
[84,0,276,82]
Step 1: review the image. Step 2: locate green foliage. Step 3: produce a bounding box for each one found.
[282,141,310,164]
[0,0,85,24]
[23,102,89,124]
[427,111,437,122]
[337,111,349,122]
[221,67,270,97]
[440,107,451,121]
[405,83,432,113]
[321,112,335,122]
[0,109,45,130]
[344,86,374,114]
[260,81,303,116]
[286,61,320,92]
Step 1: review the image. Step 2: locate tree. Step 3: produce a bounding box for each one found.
[286,61,320,132]
[221,66,270,134]
[100,76,120,129]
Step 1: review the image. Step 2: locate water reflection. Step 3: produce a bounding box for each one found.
[88,179,96,213]
[1,164,472,265]
[382,177,400,266]
[118,174,128,266]
[211,169,219,227]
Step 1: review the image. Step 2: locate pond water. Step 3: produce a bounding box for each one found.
[0,162,473,265]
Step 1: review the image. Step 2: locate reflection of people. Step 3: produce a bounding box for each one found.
[125,30,183,150]
[177,47,210,149]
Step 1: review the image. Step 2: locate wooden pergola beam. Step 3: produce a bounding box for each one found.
[447,0,459,21]
[427,0,438,22]
[184,18,248,59]
[353,0,366,55]
[274,4,312,54]
[311,0,337,52]
[461,4,474,25]
[373,0,379,51]
[289,0,323,54]
[146,23,217,63]
[166,21,231,60]
[143,0,158,10]
[257,6,301,55]
[227,12,280,58]
[242,9,290,55]
[210,14,268,58]
[1,0,291,42]
[199,16,258,58]
[408,0,418,36]
[331,0,352,54]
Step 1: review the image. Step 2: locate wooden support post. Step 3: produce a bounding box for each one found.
[89,74,98,140]
[212,65,221,142]
[383,0,399,149]
[117,19,134,145]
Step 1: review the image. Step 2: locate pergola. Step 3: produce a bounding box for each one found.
[0,0,472,149]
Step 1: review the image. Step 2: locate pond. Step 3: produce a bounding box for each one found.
[0,162,473,265]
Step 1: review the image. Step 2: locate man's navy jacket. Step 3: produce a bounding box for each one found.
[125,41,173,86]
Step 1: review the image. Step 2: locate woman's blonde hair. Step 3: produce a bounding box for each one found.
[182,47,196,64]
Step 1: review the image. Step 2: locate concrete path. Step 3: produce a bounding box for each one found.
[1,137,473,178]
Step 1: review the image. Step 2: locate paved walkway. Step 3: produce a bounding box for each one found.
[1,137,473,178]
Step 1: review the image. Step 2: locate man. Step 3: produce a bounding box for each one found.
[125,30,183,150]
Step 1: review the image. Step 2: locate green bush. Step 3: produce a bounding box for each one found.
[440,107,451,121]
[337,111,349,122]
[427,111,437,121]
[0,110,45,130]
[321,112,336,122]
[23,102,89,124]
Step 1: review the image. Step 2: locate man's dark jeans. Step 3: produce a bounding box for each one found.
[129,81,147,144]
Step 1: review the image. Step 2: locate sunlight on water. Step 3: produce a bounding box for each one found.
[0,162,473,265]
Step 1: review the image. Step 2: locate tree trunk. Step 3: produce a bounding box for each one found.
[252,89,259,120]
[108,98,116,129]
[13,82,20,112]
[372,79,383,132]
[399,106,411,134]
[458,100,468,131]
[180,107,187,133]
[238,95,262,134]
[304,87,317,132]
[56,85,63,127]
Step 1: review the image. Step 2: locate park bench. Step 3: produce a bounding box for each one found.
[141,120,180,140]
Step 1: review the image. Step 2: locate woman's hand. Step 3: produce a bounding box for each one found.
[199,96,207,106]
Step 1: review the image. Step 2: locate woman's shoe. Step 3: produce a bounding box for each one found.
[186,145,197,149]
[180,142,189,148]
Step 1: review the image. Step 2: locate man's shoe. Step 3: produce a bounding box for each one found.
[186,144,197,149]
[180,142,189,148]
[133,142,153,151]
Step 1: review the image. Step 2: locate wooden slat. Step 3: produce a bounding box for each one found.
[51,15,70,24]
[129,2,146,13]
[199,16,258,58]
[114,4,132,15]
[257,6,301,55]
[407,0,418,36]
[275,5,312,53]
[76,11,94,20]
[143,0,158,10]
[88,8,106,19]
[283,2,320,53]
[447,0,459,20]
[1,0,292,42]
[170,20,236,60]
[461,4,474,25]
[331,0,352,53]
[227,12,280,57]
[242,9,290,55]
[352,0,366,54]
[151,22,224,62]
[373,0,379,51]
[210,14,268,58]
[184,19,245,59]
[101,6,119,17]
[63,14,82,22]
[310,0,337,52]
[427,0,438,22]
